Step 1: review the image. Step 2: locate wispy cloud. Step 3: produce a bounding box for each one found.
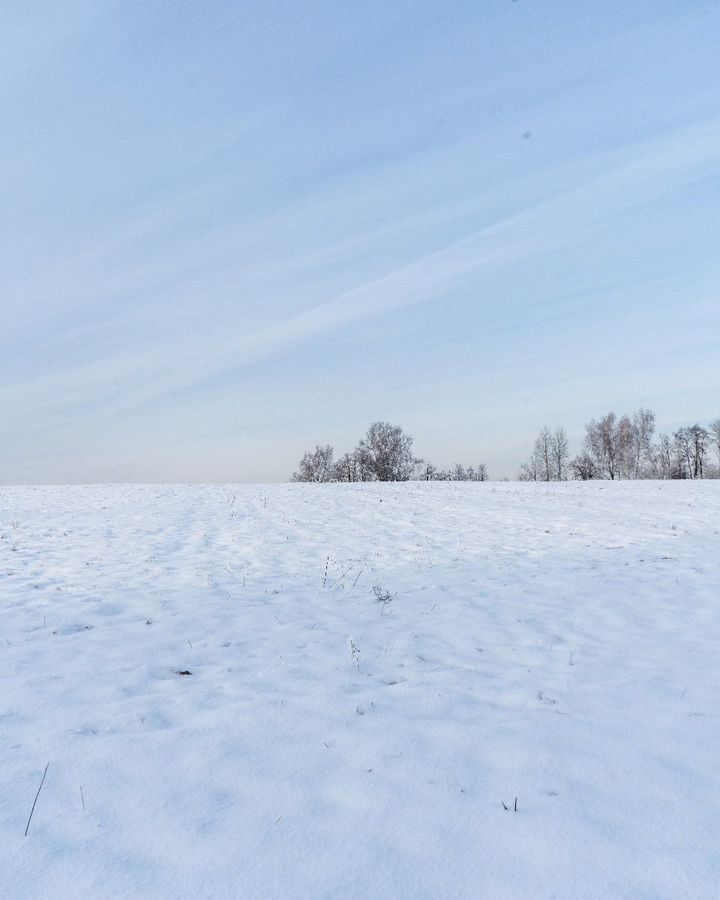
[6,116,718,425]
[2,3,719,480]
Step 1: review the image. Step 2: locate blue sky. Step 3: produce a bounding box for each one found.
[2,1,719,482]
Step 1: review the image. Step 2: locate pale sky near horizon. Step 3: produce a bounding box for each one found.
[2,1,719,483]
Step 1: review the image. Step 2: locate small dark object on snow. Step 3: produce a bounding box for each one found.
[373,585,394,605]
[176,670,192,676]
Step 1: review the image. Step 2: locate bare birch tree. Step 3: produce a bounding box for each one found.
[709,418,720,474]
[550,428,569,480]
[291,445,335,482]
[584,413,621,479]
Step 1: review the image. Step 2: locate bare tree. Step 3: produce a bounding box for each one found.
[519,454,538,481]
[291,444,335,482]
[550,428,569,481]
[654,433,677,479]
[331,451,358,483]
[710,418,720,473]
[618,414,640,479]
[690,424,710,478]
[584,412,621,480]
[673,428,693,479]
[358,421,417,482]
[579,408,659,480]
[674,425,709,479]
[612,409,656,478]
[420,462,438,481]
[521,427,565,481]
[424,462,488,481]
[537,427,554,481]
[632,408,656,477]
[353,443,375,481]
[520,428,547,481]
[329,444,378,482]
[571,452,596,480]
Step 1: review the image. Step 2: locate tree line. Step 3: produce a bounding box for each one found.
[521,410,720,481]
[291,412,720,483]
[291,421,487,483]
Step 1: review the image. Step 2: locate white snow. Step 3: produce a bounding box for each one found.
[1,481,719,899]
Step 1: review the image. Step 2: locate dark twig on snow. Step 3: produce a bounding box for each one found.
[24,763,50,836]
[372,585,395,609]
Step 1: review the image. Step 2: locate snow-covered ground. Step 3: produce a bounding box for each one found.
[1,481,718,899]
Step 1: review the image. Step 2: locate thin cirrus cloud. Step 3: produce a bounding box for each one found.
[7,117,718,411]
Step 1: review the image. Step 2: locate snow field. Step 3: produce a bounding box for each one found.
[1,481,719,899]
